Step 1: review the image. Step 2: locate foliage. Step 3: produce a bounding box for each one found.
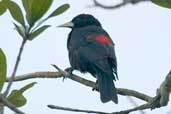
[0,0,70,112]
[7,82,37,107]
[0,1,7,15]
[152,0,171,9]
[0,49,6,92]
[3,0,70,40]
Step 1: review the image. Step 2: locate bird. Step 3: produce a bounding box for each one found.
[59,14,118,103]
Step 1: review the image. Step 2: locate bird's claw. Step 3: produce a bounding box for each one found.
[92,80,99,91]
[65,67,73,75]
[63,67,73,81]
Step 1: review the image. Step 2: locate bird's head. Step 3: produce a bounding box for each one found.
[58,14,102,29]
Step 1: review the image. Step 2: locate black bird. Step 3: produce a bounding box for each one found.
[59,14,118,103]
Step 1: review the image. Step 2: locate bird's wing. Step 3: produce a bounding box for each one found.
[78,34,117,79]
[86,34,114,45]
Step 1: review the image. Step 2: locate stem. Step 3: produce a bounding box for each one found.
[0,95,25,114]
[0,105,4,114]
[4,39,27,97]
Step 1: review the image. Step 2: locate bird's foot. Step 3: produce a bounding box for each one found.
[65,67,74,75]
[63,67,74,81]
[92,80,99,91]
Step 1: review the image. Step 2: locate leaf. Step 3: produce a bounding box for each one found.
[13,23,25,38]
[0,49,7,92]
[28,25,50,40]
[48,4,70,18]
[25,0,53,26]
[22,0,34,25]
[4,0,25,26]
[152,0,171,9]
[19,82,37,93]
[0,1,7,16]
[7,90,26,107]
[7,82,36,107]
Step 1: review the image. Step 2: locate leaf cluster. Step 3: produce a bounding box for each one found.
[0,0,69,40]
[0,0,70,109]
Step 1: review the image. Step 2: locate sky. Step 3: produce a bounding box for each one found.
[0,0,171,114]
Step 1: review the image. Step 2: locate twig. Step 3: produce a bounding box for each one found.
[4,39,27,97]
[48,105,108,114]
[6,72,62,82]
[127,96,146,114]
[47,97,160,114]
[90,0,150,9]
[0,95,25,114]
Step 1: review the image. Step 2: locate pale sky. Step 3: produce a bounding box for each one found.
[0,0,171,114]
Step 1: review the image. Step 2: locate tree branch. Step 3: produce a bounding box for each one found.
[6,71,152,102]
[5,68,171,114]
[156,70,171,107]
[48,105,108,114]
[47,95,165,114]
[89,0,150,9]
[126,96,146,114]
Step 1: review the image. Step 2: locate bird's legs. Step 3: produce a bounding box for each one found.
[92,80,99,91]
[65,67,74,75]
[62,67,74,81]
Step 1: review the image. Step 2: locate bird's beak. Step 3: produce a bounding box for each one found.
[58,22,74,28]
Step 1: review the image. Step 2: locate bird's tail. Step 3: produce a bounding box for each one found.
[97,71,118,103]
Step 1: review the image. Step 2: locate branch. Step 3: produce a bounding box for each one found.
[47,102,149,114]
[90,0,151,9]
[5,68,171,114]
[4,39,27,97]
[156,70,171,107]
[0,95,25,114]
[47,95,165,114]
[48,105,108,114]
[6,71,152,102]
[126,96,146,114]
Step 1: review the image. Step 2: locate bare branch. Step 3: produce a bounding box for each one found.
[48,105,108,114]
[90,0,151,9]
[156,70,171,107]
[127,96,146,114]
[6,71,152,101]
[6,72,62,82]
[118,88,151,102]
[5,68,171,114]
[47,96,161,114]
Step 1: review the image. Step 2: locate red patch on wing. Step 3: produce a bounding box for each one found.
[95,35,113,44]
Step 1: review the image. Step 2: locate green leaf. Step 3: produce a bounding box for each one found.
[152,0,171,9]
[7,90,26,107]
[22,0,33,26]
[25,0,53,26]
[28,25,50,40]
[7,82,36,107]
[19,82,37,93]
[0,1,7,16]
[48,4,70,18]
[0,49,7,92]
[13,23,25,38]
[4,0,25,26]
